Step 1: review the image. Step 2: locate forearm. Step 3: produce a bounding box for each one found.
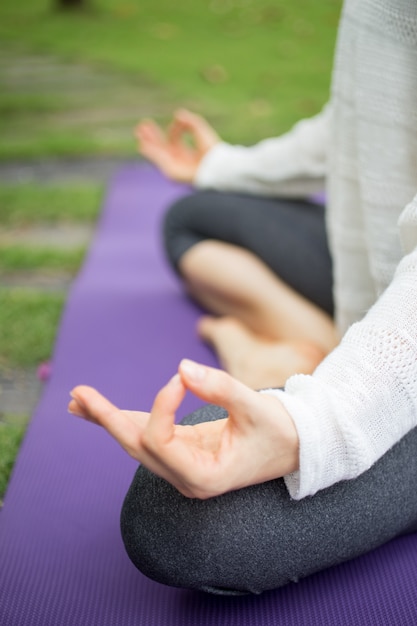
[264,240,417,499]
[194,105,331,198]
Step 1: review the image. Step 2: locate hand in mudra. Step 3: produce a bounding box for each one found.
[68,359,299,499]
[135,109,220,183]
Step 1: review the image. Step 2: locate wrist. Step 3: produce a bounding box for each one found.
[259,393,300,479]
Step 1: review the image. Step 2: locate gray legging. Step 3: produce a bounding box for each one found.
[121,404,417,595]
[163,190,334,317]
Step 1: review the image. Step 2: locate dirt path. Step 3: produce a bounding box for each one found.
[0,156,133,184]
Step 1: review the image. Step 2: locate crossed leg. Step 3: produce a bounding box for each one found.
[163,190,338,388]
[120,403,417,595]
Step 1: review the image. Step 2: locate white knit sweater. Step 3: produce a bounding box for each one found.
[195,0,417,499]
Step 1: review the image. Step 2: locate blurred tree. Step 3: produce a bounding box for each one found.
[56,0,88,9]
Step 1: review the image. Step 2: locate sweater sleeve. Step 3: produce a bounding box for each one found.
[194,105,331,198]
[263,194,417,500]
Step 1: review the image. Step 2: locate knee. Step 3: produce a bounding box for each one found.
[120,465,211,592]
[119,405,255,595]
[162,194,200,271]
[119,465,261,596]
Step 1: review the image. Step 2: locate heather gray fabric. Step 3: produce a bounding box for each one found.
[162,190,334,316]
[121,403,417,596]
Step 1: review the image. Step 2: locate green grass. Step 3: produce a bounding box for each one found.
[0,184,103,225]
[0,0,339,103]
[0,0,341,156]
[0,289,65,369]
[0,245,85,272]
[0,422,26,501]
[0,181,94,496]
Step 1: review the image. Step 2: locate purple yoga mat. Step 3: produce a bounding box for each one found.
[1,164,417,625]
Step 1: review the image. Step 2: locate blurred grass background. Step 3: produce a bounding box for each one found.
[0,0,341,499]
[0,0,341,157]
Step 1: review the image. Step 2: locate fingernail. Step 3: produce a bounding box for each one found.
[180,359,206,382]
[68,400,81,415]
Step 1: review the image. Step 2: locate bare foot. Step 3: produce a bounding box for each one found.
[197,316,325,389]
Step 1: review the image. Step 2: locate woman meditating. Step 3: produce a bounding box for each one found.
[68,0,417,595]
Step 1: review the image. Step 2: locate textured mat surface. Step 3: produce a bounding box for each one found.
[1,164,417,625]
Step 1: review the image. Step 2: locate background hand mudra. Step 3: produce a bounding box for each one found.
[135,109,220,183]
[68,359,299,499]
